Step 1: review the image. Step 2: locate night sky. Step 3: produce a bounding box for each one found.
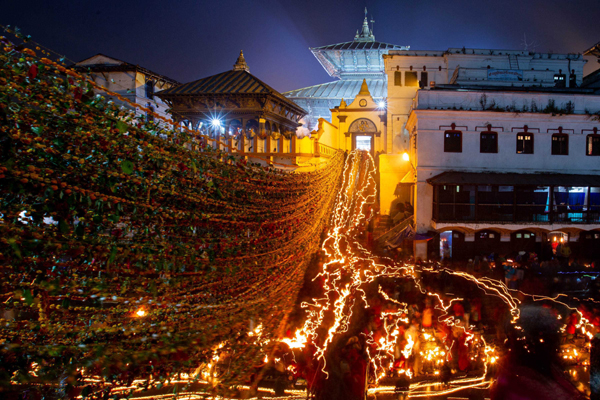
[3,0,600,92]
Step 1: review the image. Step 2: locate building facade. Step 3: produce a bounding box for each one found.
[406,89,600,260]
[74,54,179,122]
[307,35,600,260]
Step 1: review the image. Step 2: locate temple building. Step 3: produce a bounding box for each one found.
[307,29,600,260]
[283,9,409,130]
[156,52,322,169]
[315,79,387,155]
[74,54,179,121]
[584,41,600,93]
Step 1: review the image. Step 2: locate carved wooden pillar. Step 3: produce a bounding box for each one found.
[266,121,271,154]
[239,118,245,154]
[259,118,266,153]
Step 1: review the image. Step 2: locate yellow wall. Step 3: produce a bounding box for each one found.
[296,136,314,153]
[314,118,339,148]
[378,154,411,215]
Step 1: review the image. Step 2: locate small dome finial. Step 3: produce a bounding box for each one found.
[233,50,249,72]
[358,79,371,96]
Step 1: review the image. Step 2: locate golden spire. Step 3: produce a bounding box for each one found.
[340,98,347,108]
[358,79,371,96]
[233,50,249,72]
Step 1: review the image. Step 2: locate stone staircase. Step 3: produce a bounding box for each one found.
[374,214,414,249]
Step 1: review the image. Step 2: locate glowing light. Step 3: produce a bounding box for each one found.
[281,330,308,349]
[377,100,386,108]
[211,119,221,128]
[269,149,595,398]
[135,308,146,317]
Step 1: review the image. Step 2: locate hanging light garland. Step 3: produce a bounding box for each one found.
[0,33,344,398]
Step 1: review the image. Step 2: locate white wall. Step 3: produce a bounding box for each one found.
[406,105,600,234]
[413,110,600,175]
[383,48,587,155]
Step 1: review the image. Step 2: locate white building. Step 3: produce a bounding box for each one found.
[382,48,600,261]
[74,54,179,122]
[384,48,587,155]
[309,40,600,261]
[405,88,600,260]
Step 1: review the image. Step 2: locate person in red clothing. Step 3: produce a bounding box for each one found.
[452,300,465,323]
[565,311,579,340]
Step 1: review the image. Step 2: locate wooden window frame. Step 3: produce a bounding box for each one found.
[587,134,600,156]
[444,130,462,153]
[405,71,419,87]
[145,80,155,99]
[551,133,569,155]
[394,71,402,86]
[480,131,498,153]
[516,132,534,154]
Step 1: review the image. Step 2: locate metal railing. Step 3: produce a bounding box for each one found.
[375,215,414,245]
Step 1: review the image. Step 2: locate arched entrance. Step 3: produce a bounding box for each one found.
[349,118,377,155]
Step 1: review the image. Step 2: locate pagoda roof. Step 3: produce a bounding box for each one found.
[284,78,386,100]
[312,41,407,51]
[157,69,299,108]
[307,10,409,78]
[584,40,600,57]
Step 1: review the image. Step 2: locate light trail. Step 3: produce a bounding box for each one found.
[269,149,593,399]
[73,149,594,398]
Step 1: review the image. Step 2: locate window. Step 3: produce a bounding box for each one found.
[480,131,498,153]
[551,134,568,155]
[477,231,496,239]
[421,72,428,87]
[516,133,534,154]
[554,73,566,88]
[444,130,462,152]
[405,71,419,87]
[569,74,577,87]
[394,71,402,86]
[145,80,154,99]
[587,134,600,156]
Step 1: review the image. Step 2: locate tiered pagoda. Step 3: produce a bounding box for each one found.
[284,9,409,129]
[157,51,306,153]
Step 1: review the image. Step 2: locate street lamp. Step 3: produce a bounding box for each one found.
[402,152,417,181]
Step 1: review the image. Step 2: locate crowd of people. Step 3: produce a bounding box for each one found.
[271,250,599,398]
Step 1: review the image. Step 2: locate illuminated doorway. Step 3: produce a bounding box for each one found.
[549,231,569,255]
[355,135,373,152]
[349,118,377,156]
[440,230,465,260]
[440,231,452,259]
